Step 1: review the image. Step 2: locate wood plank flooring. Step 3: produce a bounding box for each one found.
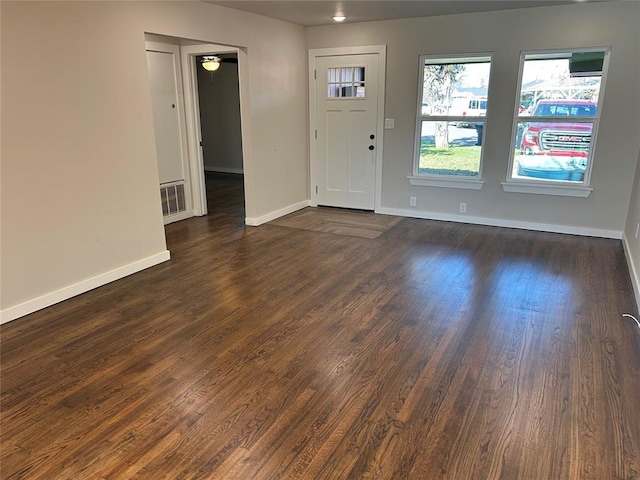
[2,175,640,479]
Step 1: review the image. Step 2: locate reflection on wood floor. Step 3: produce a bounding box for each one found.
[205,171,245,220]
[2,176,639,479]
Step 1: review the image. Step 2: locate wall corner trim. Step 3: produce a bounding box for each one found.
[622,234,640,311]
[246,200,310,226]
[0,250,171,325]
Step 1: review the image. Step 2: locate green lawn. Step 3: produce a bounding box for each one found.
[418,139,481,177]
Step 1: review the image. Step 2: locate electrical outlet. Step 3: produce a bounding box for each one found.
[410,196,417,207]
[459,202,467,214]
[635,222,639,239]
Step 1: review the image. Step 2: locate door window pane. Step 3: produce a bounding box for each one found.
[327,67,366,98]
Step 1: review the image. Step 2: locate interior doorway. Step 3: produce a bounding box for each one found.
[144,34,251,226]
[194,53,245,219]
[180,43,250,222]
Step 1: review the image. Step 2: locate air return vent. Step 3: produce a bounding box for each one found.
[160,181,186,217]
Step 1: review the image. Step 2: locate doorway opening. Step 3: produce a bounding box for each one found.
[144,34,251,228]
[194,53,245,221]
[181,43,250,224]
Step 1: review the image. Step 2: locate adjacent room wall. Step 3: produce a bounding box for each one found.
[623,147,640,305]
[197,58,244,174]
[307,1,640,237]
[0,1,308,319]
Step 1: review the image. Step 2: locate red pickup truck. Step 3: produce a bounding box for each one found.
[519,99,596,157]
[516,99,596,181]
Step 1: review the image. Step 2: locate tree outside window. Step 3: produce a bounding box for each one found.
[415,55,492,178]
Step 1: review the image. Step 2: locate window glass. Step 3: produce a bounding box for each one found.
[415,56,491,178]
[510,50,607,185]
[418,121,484,177]
[327,67,366,98]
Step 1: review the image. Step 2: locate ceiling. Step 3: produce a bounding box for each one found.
[206,0,598,27]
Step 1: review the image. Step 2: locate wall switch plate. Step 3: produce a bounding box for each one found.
[410,196,417,207]
[384,118,395,129]
[459,202,467,214]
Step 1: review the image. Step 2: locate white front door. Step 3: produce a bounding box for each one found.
[314,53,380,210]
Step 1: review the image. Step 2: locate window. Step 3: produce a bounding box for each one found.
[506,49,609,195]
[327,66,366,98]
[410,55,492,188]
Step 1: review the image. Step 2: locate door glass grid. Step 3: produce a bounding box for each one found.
[327,66,366,98]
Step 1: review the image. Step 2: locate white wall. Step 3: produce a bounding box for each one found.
[0,1,308,319]
[624,148,640,304]
[307,1,640,237]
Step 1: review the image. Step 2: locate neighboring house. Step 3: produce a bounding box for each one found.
[1,0,640,321]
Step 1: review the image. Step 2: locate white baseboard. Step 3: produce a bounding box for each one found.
[246,200,310,226]
[376,207,622,239]
[0,250,171,325]
[204,166,244,174]
[622,234,640,309]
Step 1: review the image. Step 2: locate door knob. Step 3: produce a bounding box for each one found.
[369,145,375,150]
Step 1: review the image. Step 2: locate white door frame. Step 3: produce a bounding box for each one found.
[180,44,253,218]
[308,45,386,212]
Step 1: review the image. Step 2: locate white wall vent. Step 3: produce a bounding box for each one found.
[160,181,186,217]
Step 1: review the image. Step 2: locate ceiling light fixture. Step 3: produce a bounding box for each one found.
[201,56,221,72]
[332,15,346,22]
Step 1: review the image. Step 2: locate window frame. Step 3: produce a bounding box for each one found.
[410,53,492,190]
[504,47,611,197]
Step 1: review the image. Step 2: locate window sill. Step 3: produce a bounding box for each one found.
[501,181,592,197]
[408,176,484,190]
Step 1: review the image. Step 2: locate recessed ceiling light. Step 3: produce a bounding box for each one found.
[332,15,346,22]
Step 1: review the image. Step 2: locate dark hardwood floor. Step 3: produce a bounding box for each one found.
[204,171,246,220]
[2,174,640,479]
